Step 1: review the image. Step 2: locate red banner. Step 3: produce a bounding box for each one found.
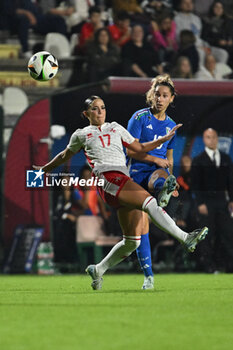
[3,99,50,247]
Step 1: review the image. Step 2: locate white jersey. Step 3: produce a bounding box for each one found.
[67,122,135,176]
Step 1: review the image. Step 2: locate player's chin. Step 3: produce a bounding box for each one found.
[98,117,105,122]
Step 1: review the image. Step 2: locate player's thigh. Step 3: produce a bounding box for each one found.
[117,207,143,236]
[148,169,169,192]
[118,179,150,209]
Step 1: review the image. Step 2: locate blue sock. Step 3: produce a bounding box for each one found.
[153,177,166,197]
[153,177,166,191]
[136,232,153,277]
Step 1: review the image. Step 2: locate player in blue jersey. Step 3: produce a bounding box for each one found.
[127,74,179,290]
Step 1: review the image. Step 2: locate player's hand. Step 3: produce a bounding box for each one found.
[164,124,182,141]
[169,124,183,138]
[171,124,182,134]
[154,158,170,168]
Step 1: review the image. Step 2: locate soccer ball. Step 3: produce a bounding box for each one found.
[27,51,58,81]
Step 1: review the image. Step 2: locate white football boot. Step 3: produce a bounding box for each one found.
[86,265,103,290]
[184,227,209,252]
[142,275,154,290]
[158,175,177,208]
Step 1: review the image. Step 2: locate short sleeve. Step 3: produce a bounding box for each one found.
[114,122,135,146]
[67,130,83,153]
[127,112,143,139]
[167,133,176,149]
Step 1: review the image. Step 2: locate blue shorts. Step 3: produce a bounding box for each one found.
[130,167,170,191]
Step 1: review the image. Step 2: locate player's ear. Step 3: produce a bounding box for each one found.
[169,94,175,105]
[82,111,89,119]
[169,94,175,108]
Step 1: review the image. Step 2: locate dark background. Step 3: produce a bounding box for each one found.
[51,87,233,137]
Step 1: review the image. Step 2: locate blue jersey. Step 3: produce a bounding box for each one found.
[127,107,176,174]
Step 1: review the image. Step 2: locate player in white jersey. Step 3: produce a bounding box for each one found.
[67,120,135,177]
[33,95,208,290]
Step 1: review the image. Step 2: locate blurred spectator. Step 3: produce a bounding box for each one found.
[112,0,144,16]
[40,0,96,34]
[141,0,173,21]
[122,24,162,77]
[176,155,194,229]
[108,11,132,47]
[40,0,74,26]
[85,27,121,82]
[174,0,229,65]
[68,0,96,33]
[195,53,232,79]
[171,56,193,78]
[0,0,67,58]
[191,128,233,272]
[150,12,178,63]
[194,0,214,17]
[221,0,233,18]
[78,5,104,53]
[177,29,199,73]
[112,0,150,25]
[202,1,233,67]
[174,0,202,42]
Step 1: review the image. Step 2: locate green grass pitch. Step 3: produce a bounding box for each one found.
[0,273,232,350]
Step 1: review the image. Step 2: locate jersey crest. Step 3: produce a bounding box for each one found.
[166,127,171,134]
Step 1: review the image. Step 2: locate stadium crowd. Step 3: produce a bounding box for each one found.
[1,0,233,81]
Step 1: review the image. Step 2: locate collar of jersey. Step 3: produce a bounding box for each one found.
[149,109,168,122]
[89,122,107,129]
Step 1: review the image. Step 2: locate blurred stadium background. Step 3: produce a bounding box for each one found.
[1,76,233,274]
[1,3,233,350]
[0,0,233,275]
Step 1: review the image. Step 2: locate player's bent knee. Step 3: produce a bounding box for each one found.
[142,196,157,212]
[123,236,141,253]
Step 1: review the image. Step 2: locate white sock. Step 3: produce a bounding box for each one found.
[96,236,141,276]
[142,196,188,243]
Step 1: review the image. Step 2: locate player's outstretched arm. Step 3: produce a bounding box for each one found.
[33,148,74,173]
[127,140,171,167]
[127,124,182,153]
